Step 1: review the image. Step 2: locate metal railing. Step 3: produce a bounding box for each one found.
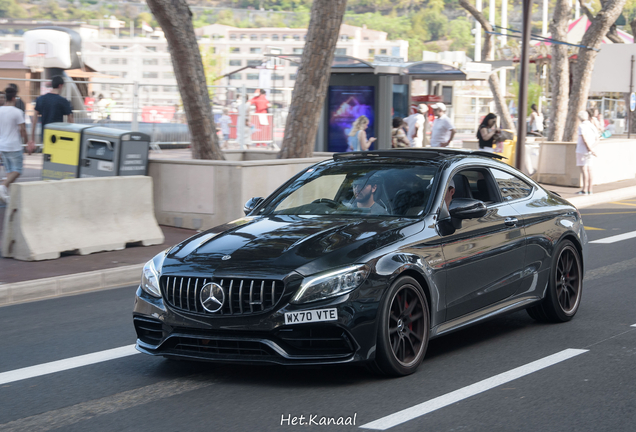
[2,77,290,149]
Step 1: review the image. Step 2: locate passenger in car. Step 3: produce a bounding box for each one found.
[351,173,388,214]
[444,177,455,209]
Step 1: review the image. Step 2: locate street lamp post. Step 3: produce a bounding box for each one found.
[516,0,533,171]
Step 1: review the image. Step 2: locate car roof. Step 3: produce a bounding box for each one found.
[332,148,507,162]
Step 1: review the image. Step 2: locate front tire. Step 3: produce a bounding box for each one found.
[527,240,583,323]
[374,276,430,376]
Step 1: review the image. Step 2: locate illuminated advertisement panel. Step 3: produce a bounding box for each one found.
[327,86,375,153]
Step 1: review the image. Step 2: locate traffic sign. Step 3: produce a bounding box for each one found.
[631,92,636,112]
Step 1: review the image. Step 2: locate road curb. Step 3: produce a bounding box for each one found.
[566,185,636,209]
[0,264,143,308]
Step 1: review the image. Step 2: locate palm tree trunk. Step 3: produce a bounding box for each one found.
[547,0,571,141]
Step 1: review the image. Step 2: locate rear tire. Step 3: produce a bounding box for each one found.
[527,240,582,323]
[373,276,429,376]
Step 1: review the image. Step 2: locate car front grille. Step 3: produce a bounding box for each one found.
[168,336,275,357]
[160,276,285,316]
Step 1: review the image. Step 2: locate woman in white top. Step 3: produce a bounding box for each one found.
[529,104,544,136]
[575,111,598,195]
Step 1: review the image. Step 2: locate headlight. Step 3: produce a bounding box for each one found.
[141,259,162,298]
[291,265,369,304]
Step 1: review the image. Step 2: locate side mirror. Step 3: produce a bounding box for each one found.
[449,198,487,220]
[243,197,264,215]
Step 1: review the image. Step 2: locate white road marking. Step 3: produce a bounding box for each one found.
[590,230,636,244]
[360,348,588,430]
[631,324,636,327]
[0,345,138,386]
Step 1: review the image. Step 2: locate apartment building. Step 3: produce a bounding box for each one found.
[0,20,408,107]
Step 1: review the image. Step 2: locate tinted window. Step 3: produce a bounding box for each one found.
[450,169,499,204]
[261,164,438,217]
[491,168,533,201]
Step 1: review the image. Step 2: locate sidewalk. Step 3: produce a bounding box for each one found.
[1,150,636,307]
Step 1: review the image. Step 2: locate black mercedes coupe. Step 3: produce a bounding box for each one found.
[133,148,587,376]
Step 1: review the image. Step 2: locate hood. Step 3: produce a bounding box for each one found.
[161,215,423,278]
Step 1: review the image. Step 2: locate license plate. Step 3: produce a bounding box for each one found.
[284,308,338,325]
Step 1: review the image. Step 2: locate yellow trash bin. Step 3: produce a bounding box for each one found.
[42,123,94,180]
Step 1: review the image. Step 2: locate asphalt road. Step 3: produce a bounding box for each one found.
[1,198,635,432]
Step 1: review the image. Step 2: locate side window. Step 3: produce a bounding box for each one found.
[451,169,499,204]
[491,168,533,202]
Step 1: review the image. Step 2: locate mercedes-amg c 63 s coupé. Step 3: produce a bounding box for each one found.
[133,148,586,376]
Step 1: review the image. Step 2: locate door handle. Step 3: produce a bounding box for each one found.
[504,217,518,227]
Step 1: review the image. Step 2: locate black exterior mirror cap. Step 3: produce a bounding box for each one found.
[243,197,264,215]
[449,198,487,220]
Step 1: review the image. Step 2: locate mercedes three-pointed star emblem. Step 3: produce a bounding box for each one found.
[200,282,225,313]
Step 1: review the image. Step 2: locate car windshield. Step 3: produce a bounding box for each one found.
[260,162,439,217]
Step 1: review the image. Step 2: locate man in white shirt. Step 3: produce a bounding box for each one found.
[406,104,428,147]
[430,102,455,147]
[0,87,28,204]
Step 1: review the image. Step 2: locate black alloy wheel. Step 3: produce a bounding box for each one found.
[527,240,582,323]
[374,276,430,376]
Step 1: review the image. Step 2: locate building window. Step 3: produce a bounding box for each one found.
[293,48,303,54]
[230,47,240,53]
[250,34,258,40]
[14,44,20,50]
[229,73,242,80]
[289,74,297,80]
[163,72,175,79]
[240,34,247,40]
[272,73,284,80]
[282,34,289,41]
[293,34,300,41]
[272,34,279,41]
[247,60,262,66]
[250,47,262,54]
[368,49,375,58]
[261,34,268,40]
[246,73,259,80]
[110,45,120,50]
[146,46,156,52]
[143,58,159,65]
[163,86,178,92]
[340,35,349,41]
[122,72,128,78]
[122,58,127,65]
[380,49,387,54]
[142,72,158,79]
[151,86,159,92]
[364,37,369,41]
[163,58,172,66]
[110,58,120,64]
[230,34,237,40]
[229,59,242,66]
[334,48,346,56]
[101,58,107,64]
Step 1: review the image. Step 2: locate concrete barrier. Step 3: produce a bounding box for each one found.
[536,139,636,187]
[149,156,331,230]
[2,176,164,261]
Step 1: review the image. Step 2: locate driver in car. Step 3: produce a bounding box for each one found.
[351,172,388,214]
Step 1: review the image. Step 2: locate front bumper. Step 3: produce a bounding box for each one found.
[133,286,381,366]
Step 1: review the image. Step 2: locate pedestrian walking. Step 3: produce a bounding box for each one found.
[391,117,410,148]
[575,111,597,195]
[218,108,232,148]
[528,103,544,136]
[477,113,500,153]
[406,104,428,147]
[0,87,28,205]
[7,84,25,113]
[29,75,73,152]
[430,103,455,148]
[347,115,376,151]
